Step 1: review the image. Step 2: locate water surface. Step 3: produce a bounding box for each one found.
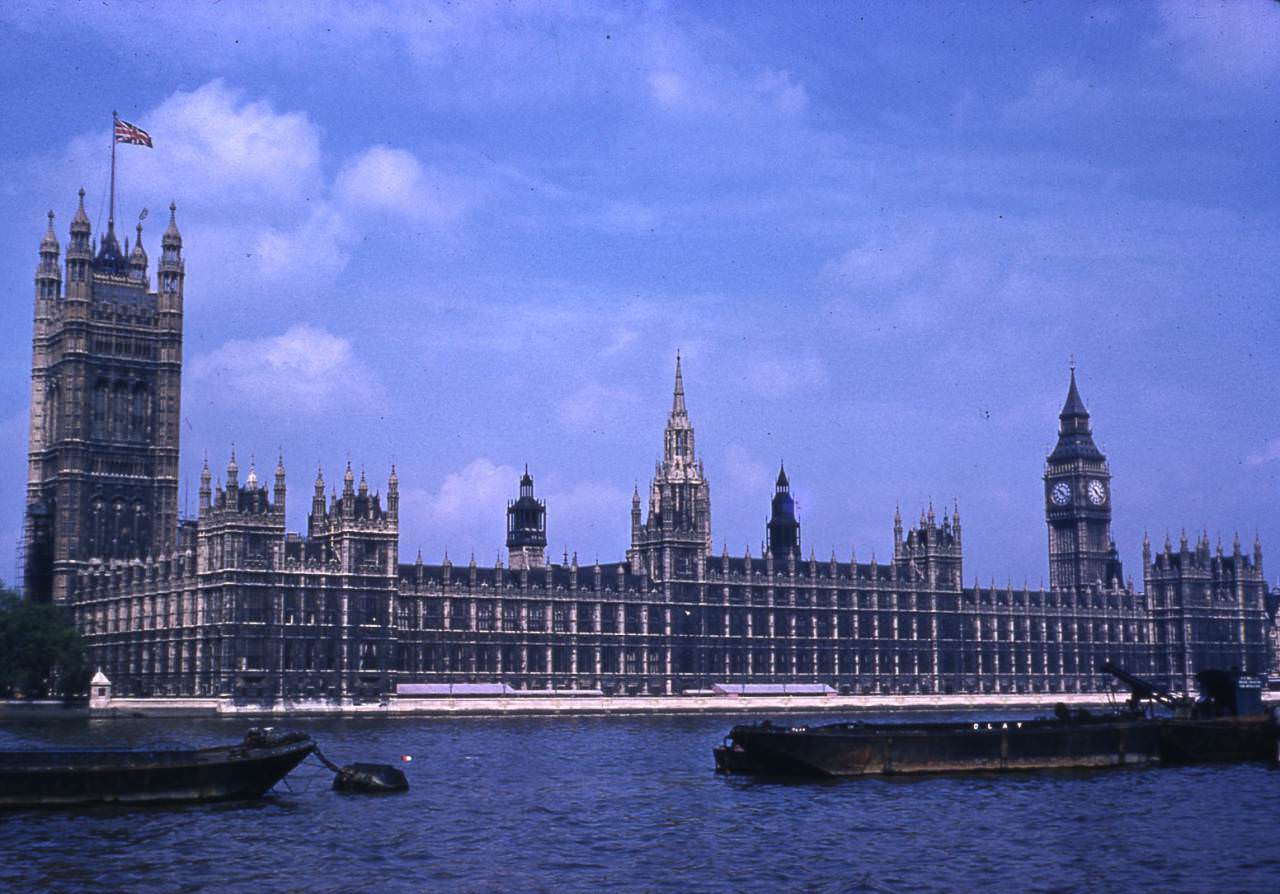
[1,713,1276,893]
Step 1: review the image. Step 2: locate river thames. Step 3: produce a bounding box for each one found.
[2,712,1277,893]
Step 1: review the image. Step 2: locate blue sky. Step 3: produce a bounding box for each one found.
[0,1,1276,588]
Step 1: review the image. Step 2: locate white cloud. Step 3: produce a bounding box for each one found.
[334,146,474,222]
[648,70,690,108]
[418,458,517,526]
[70,80,325,211]
[398,458,515,560]
[398,459,630,560]
[252,203,352,285]
[558,383,641,434]
[754,69,808,116]
[51,81,470,301]
[189,325,380,413]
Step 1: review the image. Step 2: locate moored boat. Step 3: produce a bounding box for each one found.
[0,729,315,807]
[715,712,1162,777]
[714,664,1279,777]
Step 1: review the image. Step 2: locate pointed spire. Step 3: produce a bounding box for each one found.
[672,350,686,417]
[776,460,789,489]
[129,220,147,273]
[40,210,59,254]
[1061,366,1088,420]
[71,188,90,232]
[162,201,181,246]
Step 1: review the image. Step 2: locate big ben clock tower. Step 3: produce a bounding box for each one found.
[1044,368,1123,590]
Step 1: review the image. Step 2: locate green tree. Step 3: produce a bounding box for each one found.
[0,584,89,699]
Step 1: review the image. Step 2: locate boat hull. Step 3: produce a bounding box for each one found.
[1158,716,1280,764]
[0,737,315,807]
[716,718,1163,777]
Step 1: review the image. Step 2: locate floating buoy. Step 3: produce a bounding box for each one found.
[313,745,410,794]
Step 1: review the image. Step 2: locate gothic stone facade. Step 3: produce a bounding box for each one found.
[23,194,1272,699]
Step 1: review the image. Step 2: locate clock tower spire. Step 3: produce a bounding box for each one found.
[1044,368,1123,590]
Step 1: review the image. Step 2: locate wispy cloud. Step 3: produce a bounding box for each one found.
[1246,438,1280,467]
[558,383,641,435]
[189,325,381,414]
[1156,0,1280,80]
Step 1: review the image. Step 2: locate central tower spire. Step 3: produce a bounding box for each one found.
[663,352,695,467]
[629,354,712,580]
[672,351,687,417]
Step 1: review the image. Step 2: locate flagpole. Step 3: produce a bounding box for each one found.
[109,110,117,233]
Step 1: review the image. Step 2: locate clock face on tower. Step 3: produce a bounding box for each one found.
[1087,480,1106,505]
[1050,482,1071,506]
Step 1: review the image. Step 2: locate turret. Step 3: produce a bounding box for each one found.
[225,448,239,503]
[507,466,547,570]
[66,189,91,297]
[158,202,183,297]
[312,466,326,518]
[36,211,61,300]
[129,221,148,283]
[198,456,212,515]
[342,461,355,518]
[274,453,287,515]
[767,461,800,558]
[387,465,399,522]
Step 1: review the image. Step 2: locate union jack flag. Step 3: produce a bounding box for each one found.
[114,117,152,147]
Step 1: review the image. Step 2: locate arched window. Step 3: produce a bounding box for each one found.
[111,382,129,441]
[45,380,59,443]
[87,496,106,557]
[131,502,147,558]
[111,500,125,558]
[130,384,149,442]
[92,380,109,439]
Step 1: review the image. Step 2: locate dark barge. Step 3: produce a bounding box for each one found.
[715,665,1279,777]
[0,729,315,807]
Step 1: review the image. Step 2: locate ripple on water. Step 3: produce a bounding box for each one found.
[2,715,1278,893]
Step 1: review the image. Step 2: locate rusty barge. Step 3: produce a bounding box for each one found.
[715,664,1279,777]
[0,729,315,807]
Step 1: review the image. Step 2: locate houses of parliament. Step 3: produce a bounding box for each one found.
[20,188,1276,700]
